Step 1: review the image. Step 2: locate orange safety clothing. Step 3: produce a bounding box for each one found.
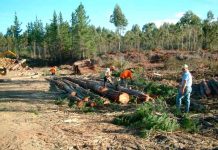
[50,67,56,74]
[120,70,133,79]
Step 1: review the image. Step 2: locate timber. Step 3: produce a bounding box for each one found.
[87,79,153,102]
[208,80,218,95]
[47,78,83,107]
[201,79,211,96]
[11,59,26,70]
[62,78,108,102]
[65,77,130,104]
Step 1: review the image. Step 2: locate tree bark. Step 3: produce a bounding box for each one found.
[64,77,129,104]
[63,78,108,102]
[91,79,152,102]
[208,80,218,95]
[201,79,211,96]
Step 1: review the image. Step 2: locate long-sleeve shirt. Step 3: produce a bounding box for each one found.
[120,70,133,79]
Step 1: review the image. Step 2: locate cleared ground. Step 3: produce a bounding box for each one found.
[0,75,217,150]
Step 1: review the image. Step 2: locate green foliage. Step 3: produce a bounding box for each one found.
[1,8,218,63]
[144,82,177,97]
[110,4,128,29]
[133,71,177,98]
[55,97,68,105]
[71,3,96,59]
[180,114,200,133]
[27,109,39,115]
[79,106,95,113]
[113,101,179,138]
[93,98,104,106]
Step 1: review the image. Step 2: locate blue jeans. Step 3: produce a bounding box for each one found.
[176,86,192,113]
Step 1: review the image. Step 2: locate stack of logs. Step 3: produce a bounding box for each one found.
[48,77,153,108]
[0,58,29,71]
[200,78,218,98]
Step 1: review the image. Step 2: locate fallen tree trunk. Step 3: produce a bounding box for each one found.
[85,80,129,104]
[63,77,87,89]
[47,78,86,108]
[200,82,206,98]
[62,78,108,103]
[201,79,211,96]
[64,77,129,104]
[208,80,218,95]
[47,78,81,99]
[62,79,89,101]
[212,78,218,88]
[48,78,73,93]
[87,79,153,102]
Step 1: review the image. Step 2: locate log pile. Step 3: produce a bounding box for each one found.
[0,58,30,71]
[48,76,155,108]
[199,78,218,98]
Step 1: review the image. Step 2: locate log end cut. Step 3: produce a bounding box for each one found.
[118,93,129,104]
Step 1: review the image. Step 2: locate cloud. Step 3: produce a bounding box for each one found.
[153,19,178,28]
[175,12,184,18]
[152,12,184,28]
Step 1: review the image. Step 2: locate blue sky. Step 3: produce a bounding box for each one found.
[0,0,218,34]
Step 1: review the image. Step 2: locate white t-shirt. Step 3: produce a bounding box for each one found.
[105,68,111,77]
[181,71,192,87]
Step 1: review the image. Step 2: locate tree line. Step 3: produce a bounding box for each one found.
[0,3,217,64]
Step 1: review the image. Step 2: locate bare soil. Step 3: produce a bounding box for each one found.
[0,72,218,150]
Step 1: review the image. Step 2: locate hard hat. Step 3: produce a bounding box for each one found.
[182,64,188,69]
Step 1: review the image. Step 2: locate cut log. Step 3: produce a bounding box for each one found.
[200,82,206,98]
[63,77,87,89]
[62,79,89,101]
[212,78,218,89]
[47,78,82,102]
[64,77,129,104]
[48,78,72,93]
[62,78,108,102]
[201,79,211,96]
[86,80,129,104]
[11,59,26,70]
[87,79,153,102]
[208,80,218,95]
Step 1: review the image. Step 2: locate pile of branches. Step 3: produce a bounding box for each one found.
[48,76,153,108]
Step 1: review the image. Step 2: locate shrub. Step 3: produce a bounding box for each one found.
[113,101,179,138]
[180,114,200,133]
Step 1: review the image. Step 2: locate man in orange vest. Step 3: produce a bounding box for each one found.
[120,68,134,88]
[50,66,57,76]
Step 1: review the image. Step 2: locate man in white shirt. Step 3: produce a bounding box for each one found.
[103,66,115,87]
[176,64,192,113]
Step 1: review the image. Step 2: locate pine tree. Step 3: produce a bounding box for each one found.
[110,4,128,51]
[71,3,94,59]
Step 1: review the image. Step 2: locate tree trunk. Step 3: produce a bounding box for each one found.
[63,78,108,102]
[64,77,129,104]
[208,80,218,95]
[201,79,211,96]
[92,79,152,102]
[33,41,36,58]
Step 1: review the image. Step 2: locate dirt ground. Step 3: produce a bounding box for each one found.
[0,71,218,150]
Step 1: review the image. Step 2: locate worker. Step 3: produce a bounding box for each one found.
[103,66,115,87]
[120,68,134,88]
[176,64,192,113]
[50,66,57,76]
